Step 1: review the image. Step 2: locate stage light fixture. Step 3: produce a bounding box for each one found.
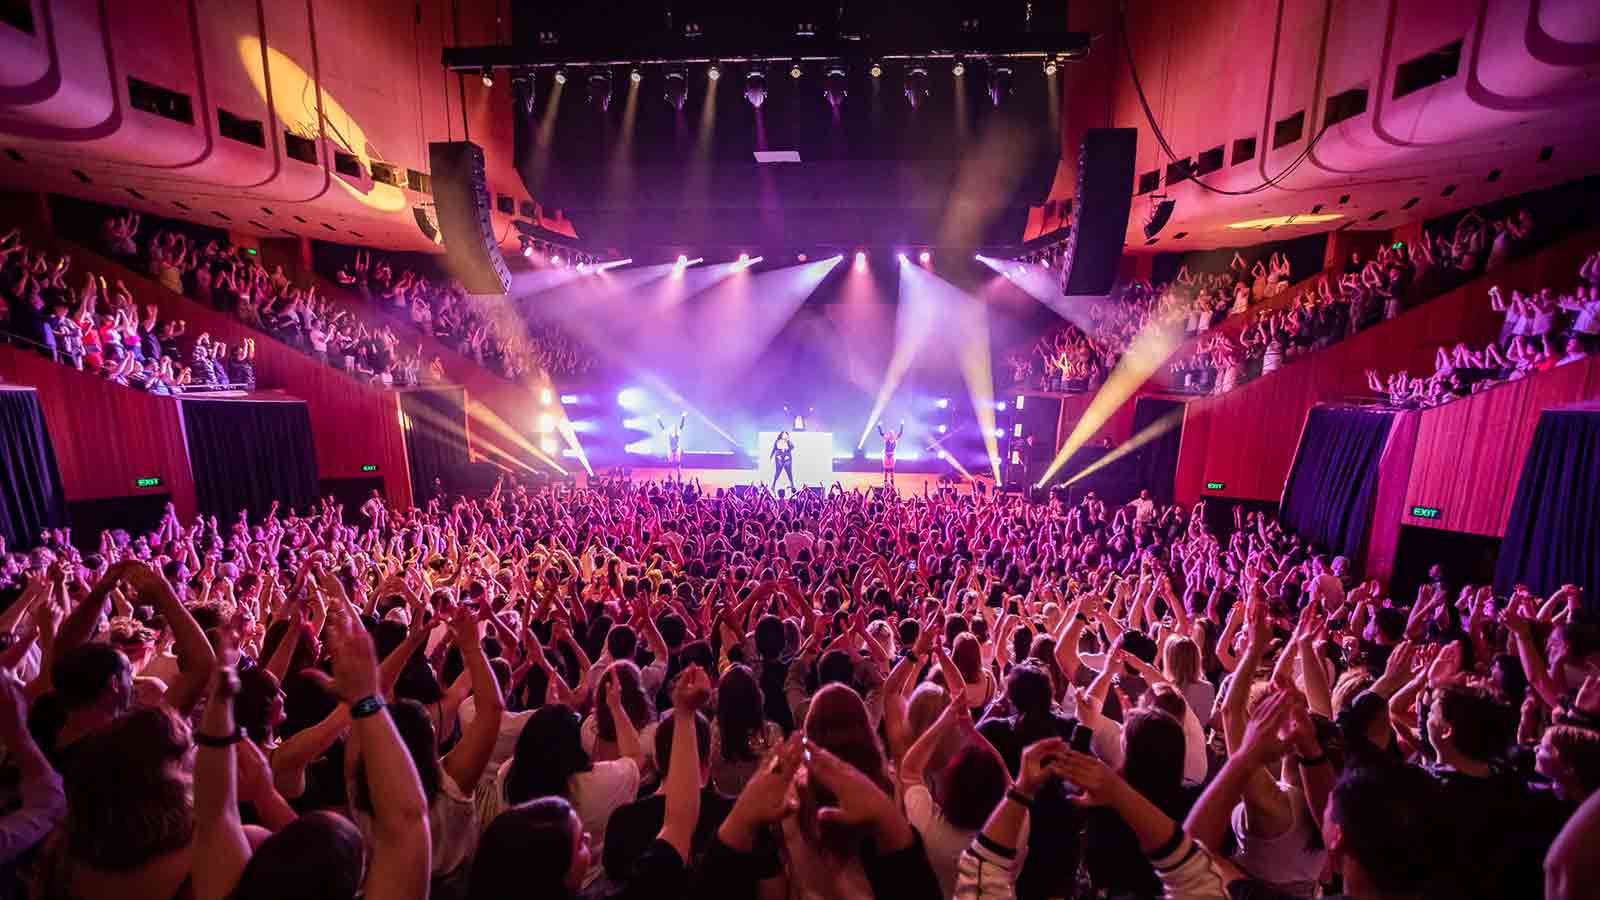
[952,60,966,77]
[560,394,579,405]
[521,242,534,258]
[676,254,689,266]
[919,250,932,265]
[904,66,929,109]
[790,63,803,79]
[617,388,646,409]
[996,401,1007,411]
[480,68,494,87]
[663,70,687,110]
[938,424,948,434]
[1043,57,1058,76]
[897,251,909,263]
[993,428,1005,438]
[551,255,563,266]
[537,413,555,433]
[738,253,750,266]
[936,398,950,409]
[630,68,642,84]
[824,67,848,112]
[707,63,721,81]
[540,387,552,405]
[554,68,568,85]
[988,66,1014,107]
[576,262,589,273]
[869,62,883,79]
[588,72,613,110]
[744,71,767,108]
[853,251,867,271]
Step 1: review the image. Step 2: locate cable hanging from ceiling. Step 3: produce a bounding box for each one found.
[1117,7,1333,198]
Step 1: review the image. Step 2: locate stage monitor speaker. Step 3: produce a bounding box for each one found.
[1061,128,1137,296]
[427,141,512,295]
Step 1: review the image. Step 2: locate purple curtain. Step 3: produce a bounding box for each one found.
[1279,406,1395,564]
[1495,409,1600,610]
[0,389,65,548]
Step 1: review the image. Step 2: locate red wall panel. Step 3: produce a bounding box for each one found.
[0,343,197,519]
[1403,355,1600,536]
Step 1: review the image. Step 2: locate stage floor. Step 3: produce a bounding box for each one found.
[582,466,990,497]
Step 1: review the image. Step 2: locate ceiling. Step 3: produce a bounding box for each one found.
[0,0,1596,275]
[1064,0,1600,253]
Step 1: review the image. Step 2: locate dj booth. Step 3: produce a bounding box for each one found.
[755,431,833,488]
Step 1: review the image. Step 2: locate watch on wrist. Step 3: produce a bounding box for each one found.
[351,695,387,719]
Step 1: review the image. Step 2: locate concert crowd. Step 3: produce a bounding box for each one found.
[0,475,1593,900]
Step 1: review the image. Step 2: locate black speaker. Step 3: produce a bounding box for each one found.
[1061,128,1137,296]
[1144,197,1176,240]
[428,141,512,295]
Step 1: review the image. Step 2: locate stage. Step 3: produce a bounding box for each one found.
[580,466,992,497]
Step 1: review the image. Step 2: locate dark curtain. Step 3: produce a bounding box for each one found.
[0,390,65,548]
[1279,406,1395,563]
[1133,396,1185,506]
[182,399,318,521]
[1495,410,1600,610]
[400,388,469,504]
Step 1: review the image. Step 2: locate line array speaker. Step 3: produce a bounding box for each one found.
[1061,128,1137,296]
[427,141,512,295]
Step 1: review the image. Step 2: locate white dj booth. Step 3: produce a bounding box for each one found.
[755,431,833,488]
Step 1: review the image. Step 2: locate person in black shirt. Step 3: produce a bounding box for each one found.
[770,431,795,493]
[602,710,780,887]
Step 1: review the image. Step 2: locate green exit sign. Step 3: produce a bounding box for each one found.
[361,464,379,472]
[135,476,163,488]
[1205,481,1225,491]
[1411,505,1441,519]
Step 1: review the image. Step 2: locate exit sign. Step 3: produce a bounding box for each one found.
[361,464,379,472]
[135,476,162,488]
[1205,481,1225,491]
[1411,505,1441,519]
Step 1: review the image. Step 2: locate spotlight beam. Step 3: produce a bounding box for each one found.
[1034,319,1185,487]
[1061,408,1184,486]
[858,257,938,447]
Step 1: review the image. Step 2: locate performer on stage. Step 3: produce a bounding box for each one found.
[770,430,796,492]
[656,412,687,482]
[877,421,905,487]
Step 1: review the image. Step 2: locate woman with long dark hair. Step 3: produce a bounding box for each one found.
[476,673,642,888]
[709,664,782,795]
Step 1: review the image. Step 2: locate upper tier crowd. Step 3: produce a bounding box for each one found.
[1,226,256,393]
[334,250,598,380]
[0,475,1594,900]
[1007,204,1563,403]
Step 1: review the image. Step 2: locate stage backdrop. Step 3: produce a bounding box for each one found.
[0,388,66,548]
[181,399,318,521]
[756,432,833,489]
[1279,405,1395,564]
[1495,408,1600,608]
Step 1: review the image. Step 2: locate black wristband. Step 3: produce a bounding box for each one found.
[351,695,387,719]
[194,728,245,748]
[1006,788,1035,810]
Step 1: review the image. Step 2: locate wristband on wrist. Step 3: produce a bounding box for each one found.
[194,728,245,748]
[351,695,387,719]
[1006,788,1035,810]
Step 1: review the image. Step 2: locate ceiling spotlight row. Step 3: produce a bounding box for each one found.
[511,57,1057,113]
